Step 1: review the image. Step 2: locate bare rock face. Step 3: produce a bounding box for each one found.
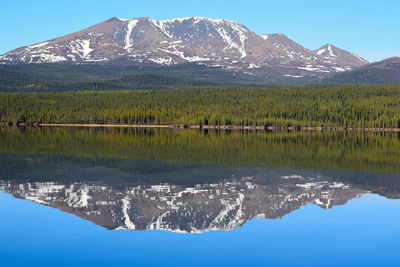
[0,17,368,80]
[0,173,365,233]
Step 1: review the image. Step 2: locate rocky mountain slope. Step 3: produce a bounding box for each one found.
[314,44,368,71]
[0,17,368,81]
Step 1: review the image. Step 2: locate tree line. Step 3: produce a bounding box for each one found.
[1,85,400,128]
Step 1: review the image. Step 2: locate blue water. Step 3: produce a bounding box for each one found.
[1,128,400,266]
[1,191,399,267]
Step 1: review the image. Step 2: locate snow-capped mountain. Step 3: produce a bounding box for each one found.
[0,17,368,80]
[0,174,364,233]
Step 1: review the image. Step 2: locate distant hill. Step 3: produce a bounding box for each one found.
[322,57,400,84]
[0,71,238,92]
[0,63,261,82]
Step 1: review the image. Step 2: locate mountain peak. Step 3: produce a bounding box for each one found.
[316,43,337,55]
[314,43,368,68]
[105,17,121,22]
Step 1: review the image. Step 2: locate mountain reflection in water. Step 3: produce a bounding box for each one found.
[1,166,399,233]
[0,127,400,234]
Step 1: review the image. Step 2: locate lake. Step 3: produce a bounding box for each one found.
[0,127,399,266]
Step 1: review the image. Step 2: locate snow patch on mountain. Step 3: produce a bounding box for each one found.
[28,42,50,49]
[121,196,136,229]
[69,39,93,59]
[327,44,337,57]
[30,54,67,63]
[215,23,247,58]
[124,19,138,51]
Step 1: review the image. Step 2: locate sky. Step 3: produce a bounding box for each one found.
[1,0,399,62]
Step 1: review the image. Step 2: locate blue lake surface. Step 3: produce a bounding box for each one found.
[0,127,399,266]
[1,192,399,267]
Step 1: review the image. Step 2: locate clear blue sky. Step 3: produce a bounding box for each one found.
[1,0,399,62]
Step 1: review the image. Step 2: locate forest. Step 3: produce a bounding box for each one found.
[0,63,259,92]
[1,85,400,128]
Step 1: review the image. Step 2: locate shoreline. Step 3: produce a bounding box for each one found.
[1,123,400,132]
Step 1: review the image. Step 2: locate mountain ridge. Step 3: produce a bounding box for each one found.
[0,16,369,82]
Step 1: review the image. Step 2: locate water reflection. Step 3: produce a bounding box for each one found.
[1,164,399,233]
[0,127,400,234]
[1,126,400,173]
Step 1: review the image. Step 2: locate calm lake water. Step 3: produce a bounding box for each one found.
[0,127,399,266]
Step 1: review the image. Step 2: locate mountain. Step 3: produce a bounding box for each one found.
[322,57,400,84]
[1,142,399,233]
[0,16,368,82]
